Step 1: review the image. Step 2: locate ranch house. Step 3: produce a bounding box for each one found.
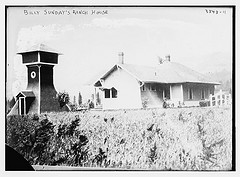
[93,53,220,110]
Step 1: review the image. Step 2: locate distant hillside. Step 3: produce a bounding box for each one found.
[205,69,232,93]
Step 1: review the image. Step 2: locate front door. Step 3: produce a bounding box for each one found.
[19,97,25,115]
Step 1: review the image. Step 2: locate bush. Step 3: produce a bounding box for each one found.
[142,97,149,109]
[57,91,70,108]
[6,115,54,164]
[199,100,210,107]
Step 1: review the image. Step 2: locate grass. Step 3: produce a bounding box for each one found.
[6,106,232,170]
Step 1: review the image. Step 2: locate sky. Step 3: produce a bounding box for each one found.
[6,6,233,102]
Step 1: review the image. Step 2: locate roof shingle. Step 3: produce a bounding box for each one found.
[98,61,220,85]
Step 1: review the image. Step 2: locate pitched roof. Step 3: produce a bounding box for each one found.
[96,61,220,85]
[17,43,62,55]
[16,90,35,98]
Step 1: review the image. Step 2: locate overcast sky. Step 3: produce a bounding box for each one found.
[6,6,232,101]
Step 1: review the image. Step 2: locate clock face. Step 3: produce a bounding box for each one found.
[31,71,36,79]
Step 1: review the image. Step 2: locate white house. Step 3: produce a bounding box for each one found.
[93,53,220,110]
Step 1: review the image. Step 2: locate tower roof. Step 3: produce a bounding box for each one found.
[17,43,62,55]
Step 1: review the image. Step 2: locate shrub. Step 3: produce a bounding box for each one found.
[142,97,149,109]
[6,115,54,164]
[199,100,210,107]
[57,91,70,108]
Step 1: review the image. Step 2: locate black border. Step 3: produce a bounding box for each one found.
[5,5,236,171]
[231,5,236,172]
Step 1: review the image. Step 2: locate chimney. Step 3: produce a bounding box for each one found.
[118,52,124,64]
[165,54,170,62]
[157,56,163,64]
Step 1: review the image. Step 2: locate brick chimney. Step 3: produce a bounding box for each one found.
[157,56,163,64]
[165,54,170,62]
[118,52,124,64]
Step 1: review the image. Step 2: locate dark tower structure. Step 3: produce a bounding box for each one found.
[14,44,63,115]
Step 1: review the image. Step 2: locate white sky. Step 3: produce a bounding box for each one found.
[6,6,233,101]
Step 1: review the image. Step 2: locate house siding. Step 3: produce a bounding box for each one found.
[101,67,142,109]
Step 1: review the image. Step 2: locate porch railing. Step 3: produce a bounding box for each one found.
[209,90,232,107]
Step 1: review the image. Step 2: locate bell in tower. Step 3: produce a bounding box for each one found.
[9,44,69,115]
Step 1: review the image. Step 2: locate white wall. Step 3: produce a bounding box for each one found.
[101,67,142,109]
[170,84,183,106]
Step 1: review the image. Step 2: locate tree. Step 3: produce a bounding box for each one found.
[96,92,101,105]
[78,92,82,106]
[9,97,16,108]
[6,97,16,113]
[57,91,70,108]
[73,96,76,105]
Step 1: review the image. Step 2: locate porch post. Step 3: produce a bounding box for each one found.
[170,85,172,100]
[180,84,184,102]
[209,94,213,107]
[94,87,97,108]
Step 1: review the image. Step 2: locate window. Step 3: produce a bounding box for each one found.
[141,85,146,91]
[151,84,156,91]
[201,89,205,100]
[112,88,117,98]
[210,88,214,95]
[104,88,117,98]
[188,88,193,100]
[104,89,110,98]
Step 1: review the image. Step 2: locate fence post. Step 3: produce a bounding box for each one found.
[219,90,223,106]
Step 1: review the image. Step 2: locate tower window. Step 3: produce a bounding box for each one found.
[31,71,36,78]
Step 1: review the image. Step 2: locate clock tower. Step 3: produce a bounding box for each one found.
[15,44,64,115]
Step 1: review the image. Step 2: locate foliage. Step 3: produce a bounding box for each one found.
[87,100,94,109]
[199,100,210,107]
[96,92,101,106]
[78,92,82,106]
[6,115,54,164]
[6,97,16,113]
[73,96,76,105]
[6,107,232,170]
[57,91,70,108]
[142,97,149,109]
[69,103,78,112]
